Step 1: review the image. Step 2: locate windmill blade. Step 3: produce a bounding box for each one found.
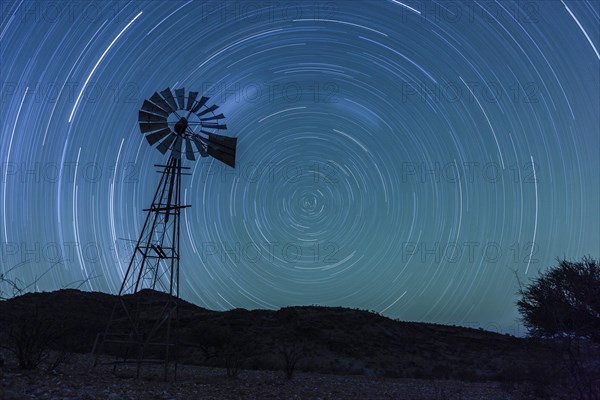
[200,122,227,130]
[199,113,225,121]
[175,88,186,109]
[141,100,169,117]
[140,122,168,133]
[196,104,219,117]
[150,92,173,113]
[160,88,178,111]
[138,110,166,123]
[191,135,208,157]
[186,91,199,110]
[156,133,176,154]
[185,138,196,161]
[171,136,183,159]
[190,96,209,113]
[145,128,171,145]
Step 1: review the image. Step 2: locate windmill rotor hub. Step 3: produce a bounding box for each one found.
[174,117,188,135]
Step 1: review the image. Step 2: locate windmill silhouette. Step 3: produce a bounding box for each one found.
[92,87,237,379]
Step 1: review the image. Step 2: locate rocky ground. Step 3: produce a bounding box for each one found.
[1,353,555,400]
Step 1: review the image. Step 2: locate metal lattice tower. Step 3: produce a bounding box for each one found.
[92,87,237,380]
[120,156,186,298]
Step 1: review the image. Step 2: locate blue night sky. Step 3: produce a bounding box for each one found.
[1,1,598,334]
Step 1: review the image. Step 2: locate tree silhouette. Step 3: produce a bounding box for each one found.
[517,256,600,342]
[517,256,600,399]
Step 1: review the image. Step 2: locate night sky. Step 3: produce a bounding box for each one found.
[1,0,598,334]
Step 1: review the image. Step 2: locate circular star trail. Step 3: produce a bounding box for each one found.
[1,0,598,333]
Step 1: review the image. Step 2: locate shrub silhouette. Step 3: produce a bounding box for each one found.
[193,323,244,377]
[0,304,66,370]
[193,323,233,360]
[278,341,305,380]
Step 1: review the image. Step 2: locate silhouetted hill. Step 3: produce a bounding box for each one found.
[0,289,549,381]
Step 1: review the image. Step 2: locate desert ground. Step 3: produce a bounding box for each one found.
[1,352,555,400]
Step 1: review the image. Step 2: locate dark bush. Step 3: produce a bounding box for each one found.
[0,304,68,370]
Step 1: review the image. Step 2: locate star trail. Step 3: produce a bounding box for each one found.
[1,0,598,334]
